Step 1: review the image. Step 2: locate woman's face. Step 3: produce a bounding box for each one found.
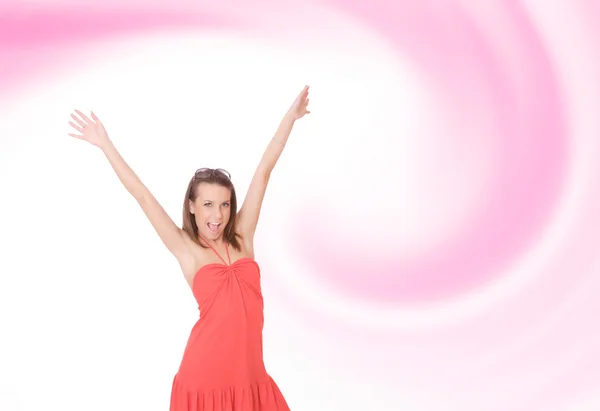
[190,182,232,241]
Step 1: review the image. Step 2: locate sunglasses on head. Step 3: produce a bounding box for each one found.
[194,168,232,180]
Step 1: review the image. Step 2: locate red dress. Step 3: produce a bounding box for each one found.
[170,239,290,411]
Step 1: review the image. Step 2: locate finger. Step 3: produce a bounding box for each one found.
[297,85,309,98]
[68,133,84,139]
[90,111,101,124]
[71,113,87,128]
[68,121,84,133]
[75,109,93,124]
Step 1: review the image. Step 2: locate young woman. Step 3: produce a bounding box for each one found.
[67,85,311,410]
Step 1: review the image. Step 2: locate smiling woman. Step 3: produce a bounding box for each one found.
[183,168,241,251]
[66,85,311,410]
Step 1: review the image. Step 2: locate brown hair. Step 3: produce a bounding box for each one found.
[182,168,242,251]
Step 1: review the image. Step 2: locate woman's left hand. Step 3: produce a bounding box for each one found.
[287,85,310,120]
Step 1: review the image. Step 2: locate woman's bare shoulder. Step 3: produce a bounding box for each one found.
[177,230,203,276]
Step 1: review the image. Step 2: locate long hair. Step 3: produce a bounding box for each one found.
[182,168,242,251]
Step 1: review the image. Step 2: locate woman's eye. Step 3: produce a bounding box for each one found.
[223,203,230,207]
[204,203,211,207]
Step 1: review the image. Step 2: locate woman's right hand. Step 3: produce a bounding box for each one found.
[68,110,111,149]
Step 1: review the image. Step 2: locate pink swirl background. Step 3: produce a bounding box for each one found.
[1,1,600,410]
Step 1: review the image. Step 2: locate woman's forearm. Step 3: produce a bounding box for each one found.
[272,112,296,146]
[101,140,152,202]
[259,113,296,175]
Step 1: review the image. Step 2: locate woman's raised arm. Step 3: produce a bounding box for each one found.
[237,85,311,248]
[68,110,193,265]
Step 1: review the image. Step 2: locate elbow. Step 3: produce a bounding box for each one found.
[257,165,272,181]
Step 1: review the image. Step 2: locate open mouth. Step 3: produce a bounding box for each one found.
[207,223,221,233]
